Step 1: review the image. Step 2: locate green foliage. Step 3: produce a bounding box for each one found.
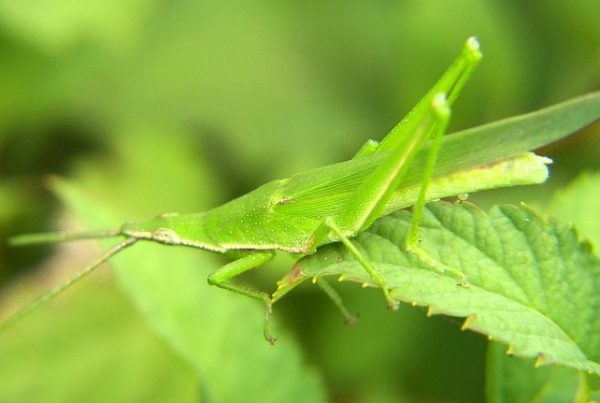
[486,342,586,403]
[292,202,600,376]
[549,171,600,250]
[0,282,199,403]
[483,171,600,401]
[2,1,600,402]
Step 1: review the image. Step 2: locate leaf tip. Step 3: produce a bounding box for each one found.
[461,314,476,331]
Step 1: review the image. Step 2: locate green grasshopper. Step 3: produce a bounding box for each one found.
[4,37,591,343]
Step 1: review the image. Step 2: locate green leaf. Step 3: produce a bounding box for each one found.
[288,202,600,376]
[486,172,600,402]
[0,278,198,403]
[549,171,600,251]
[485,171,600,401]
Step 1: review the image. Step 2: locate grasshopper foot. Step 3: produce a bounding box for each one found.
[407,244,469,287]
[345,312,359,326]
[383,288,400,311]
[387,300,400,311]
[263,298,277,345]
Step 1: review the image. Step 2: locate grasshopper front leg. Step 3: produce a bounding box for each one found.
[207,251,277,344]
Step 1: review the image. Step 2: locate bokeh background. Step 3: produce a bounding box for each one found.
[1,1,599,402]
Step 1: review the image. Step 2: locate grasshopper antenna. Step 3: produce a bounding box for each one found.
[9,228,124,246]
[0,237,137,331]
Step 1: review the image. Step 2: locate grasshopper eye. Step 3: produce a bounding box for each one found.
[152,228,181,244]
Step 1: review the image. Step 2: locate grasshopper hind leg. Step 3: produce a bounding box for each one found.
[331,93,470,309]
[405,94,469,286]
[276,39,480,323]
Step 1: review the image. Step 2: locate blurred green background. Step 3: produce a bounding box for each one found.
[1,1,599,402]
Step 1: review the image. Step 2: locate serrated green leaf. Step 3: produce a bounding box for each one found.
[289,202,600,376]
[486,171,600,402]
